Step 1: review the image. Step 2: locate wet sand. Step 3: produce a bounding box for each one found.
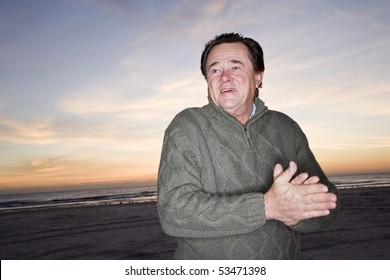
[1,187,389,260]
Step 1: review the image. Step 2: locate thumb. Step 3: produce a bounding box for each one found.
[275,161,297,183]
[273,163,284,179]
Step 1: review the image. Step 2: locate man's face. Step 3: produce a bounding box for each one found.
[205,42,263,121]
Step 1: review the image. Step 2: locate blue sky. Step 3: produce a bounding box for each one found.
[0,0,389,191]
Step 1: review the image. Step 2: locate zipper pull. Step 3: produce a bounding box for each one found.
[243,123,253,148]
[243,124,250,139]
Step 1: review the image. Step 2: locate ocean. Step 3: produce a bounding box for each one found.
[0,173,389,212]
[0,184,157,212]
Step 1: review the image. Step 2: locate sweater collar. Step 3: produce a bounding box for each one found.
[207,96,268,123]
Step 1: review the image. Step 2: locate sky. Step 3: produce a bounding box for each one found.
[0,0,389,193]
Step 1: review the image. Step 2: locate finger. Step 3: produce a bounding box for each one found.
[297,183,328,195]
[303,175,320,185]
[284,220,300,227]
[288,161,298,174]
[291,172,308,185]
[302,209,331,219]
[307,193,337,204]
[305,201,337,211]
[275,161,297,183]
[273,163,284,179]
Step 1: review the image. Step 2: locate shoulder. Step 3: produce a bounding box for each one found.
[165,104,212,136]
[169,102,215,127]
[261,110,299,128]
[261,110,310,147]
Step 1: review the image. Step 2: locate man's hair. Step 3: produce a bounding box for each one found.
[200,33,265,86]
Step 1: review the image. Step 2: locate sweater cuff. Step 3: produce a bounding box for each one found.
[235,193,266,227]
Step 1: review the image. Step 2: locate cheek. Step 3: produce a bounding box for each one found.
[207,78,219,91]
[235,73,249,83]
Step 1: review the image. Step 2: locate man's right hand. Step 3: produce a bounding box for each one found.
[264,161,337,226]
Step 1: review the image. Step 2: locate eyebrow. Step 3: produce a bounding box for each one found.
[208,59,244,69]
[230,59,244,66]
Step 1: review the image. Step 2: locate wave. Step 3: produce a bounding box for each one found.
[0,187,156,212]
[1,173,389,212]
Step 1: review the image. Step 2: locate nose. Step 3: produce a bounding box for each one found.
[220,69,231,83]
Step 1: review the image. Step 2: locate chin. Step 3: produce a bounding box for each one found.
[218,98,239,107]
[220,104,240,113]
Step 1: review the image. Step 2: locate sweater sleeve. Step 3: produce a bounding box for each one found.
[289,121,340,233]
[157,121,266,239]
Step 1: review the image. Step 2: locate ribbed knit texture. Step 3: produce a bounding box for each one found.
[157,97,339,259]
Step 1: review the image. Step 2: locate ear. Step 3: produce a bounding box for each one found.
[255,71,264,87]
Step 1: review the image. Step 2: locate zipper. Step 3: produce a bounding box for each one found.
[243,123,253,149]
[221,111,253,149]
[213,101,267,149]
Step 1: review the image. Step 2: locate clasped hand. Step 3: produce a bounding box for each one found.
[264,161,337,226]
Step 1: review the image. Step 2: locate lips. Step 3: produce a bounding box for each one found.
[220,88,236,93]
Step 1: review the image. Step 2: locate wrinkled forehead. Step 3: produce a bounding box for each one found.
[206,42,251,67]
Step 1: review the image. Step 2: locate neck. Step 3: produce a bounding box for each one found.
[233,112,251,125]
[208,97,255,125]
[229,103,254,125]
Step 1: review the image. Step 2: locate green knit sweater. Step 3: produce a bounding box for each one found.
[157,97,339,259]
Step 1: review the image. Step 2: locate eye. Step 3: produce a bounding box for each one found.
[210,68,220,74]
[232,66,241,71]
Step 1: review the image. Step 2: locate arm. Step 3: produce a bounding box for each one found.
[157,127,266,239]
[264,161,338,230]
[264,121,340,233]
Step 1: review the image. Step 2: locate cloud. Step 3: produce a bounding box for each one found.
[264,81,390,118]
[58,71,206,118]
[0,117,57,144]
[313,135,390,150]
[0,156,82,179]
[204,0,229,15]
[1,0,389,189]
[331,3,390,30]
[0,69,209,152]
[0,155,146,188]
[189,0,251,38]
[28,156,76,172]
[58,86,130,115]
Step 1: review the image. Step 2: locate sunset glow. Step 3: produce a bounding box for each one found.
[1,0,389,192]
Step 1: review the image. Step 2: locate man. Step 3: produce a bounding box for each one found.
[157,33,339,259]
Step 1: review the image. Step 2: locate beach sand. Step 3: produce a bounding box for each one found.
[0,187,389,260]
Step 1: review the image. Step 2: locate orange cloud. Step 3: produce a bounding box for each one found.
[317,147,390,175]
[0,155,158,191]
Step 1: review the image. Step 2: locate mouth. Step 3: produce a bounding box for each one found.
[220,88,236,94]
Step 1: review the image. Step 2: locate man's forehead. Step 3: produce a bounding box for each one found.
[207,42,250,65]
